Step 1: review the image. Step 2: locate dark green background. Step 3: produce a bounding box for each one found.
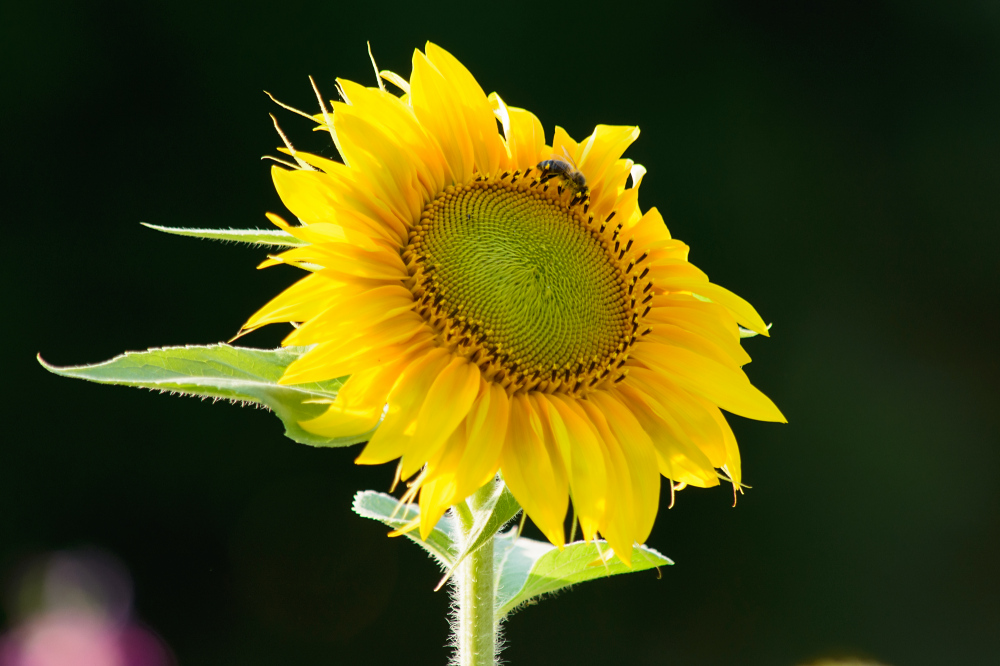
[3,1,998,664]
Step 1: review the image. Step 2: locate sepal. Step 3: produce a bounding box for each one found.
[141,223,306,247]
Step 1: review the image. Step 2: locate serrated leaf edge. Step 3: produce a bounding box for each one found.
[352,490,458,567]
[496,537,673,616]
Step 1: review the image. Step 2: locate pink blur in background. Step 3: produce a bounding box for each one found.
[0,550,172,666]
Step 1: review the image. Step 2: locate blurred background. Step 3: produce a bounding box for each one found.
[3,0,998,664]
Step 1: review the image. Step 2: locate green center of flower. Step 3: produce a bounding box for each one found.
[405,180,634,394]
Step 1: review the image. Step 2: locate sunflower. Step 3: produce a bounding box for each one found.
[242,43,785,563]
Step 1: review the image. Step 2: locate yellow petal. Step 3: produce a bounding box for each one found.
[415,381,509,538]
[410,49,474,183]
[588,158,633,221]
[645,319,750,367]
[626,207,677,251]
[656,278,769,336]
[293,326,433,381]
[336,79,447,197]
[539,394,608,542]
[278,148,342,174]
[452,383,509,499]
[631,342,786,423]
[644,323,749,369]
[500,394,568,547]
[550,126,582,165]
[648,295,742,345]
[647,258,709,284]
[241,270,347,332]
[574,399,637,565]
[356,348,452,466]
[578,125,640,188]
[270,166,407,245]
[610,185,641,230]
[425,43,504,177]
[574,125,640,216]
[614,383,719,488]
[299,356,411,438]
[332,107,424,222]
[585,391,660,546]
[418,472,458,540]
[260,240,408,280]
[626,366,728,466]
[399,357,482,479]
[283,285,414,346]
[693,396,742,489]
[279,314,429,384]
[264,211,387,253]
[489,93,545,172]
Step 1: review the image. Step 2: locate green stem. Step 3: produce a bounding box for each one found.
[453,485,497,666]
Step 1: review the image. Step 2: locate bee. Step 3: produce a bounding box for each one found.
[536,151,588,200]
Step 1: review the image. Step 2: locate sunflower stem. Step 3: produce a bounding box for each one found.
[452,484,498,666]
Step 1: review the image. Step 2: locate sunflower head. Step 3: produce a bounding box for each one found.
[242,43,785,563]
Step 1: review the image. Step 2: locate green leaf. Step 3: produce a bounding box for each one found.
[352,490,457,567]
[439,478,521,587]
[38,344,369,448]
[494,533,672,616]
[141,223,306,247]
[349,489,669,609]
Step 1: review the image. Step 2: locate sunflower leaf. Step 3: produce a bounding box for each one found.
[352,491,458,567]
[37,344,368,448]
[494,532,672,616]
[141,223,306,247]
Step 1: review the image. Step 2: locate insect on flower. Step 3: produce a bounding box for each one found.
[537,149,589,202]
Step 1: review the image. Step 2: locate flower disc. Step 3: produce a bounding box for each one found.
[407,182,632,394]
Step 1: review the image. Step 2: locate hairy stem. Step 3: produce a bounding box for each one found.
[452,485,498,666]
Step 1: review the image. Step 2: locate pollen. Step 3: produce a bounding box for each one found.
[403,174,647,396]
